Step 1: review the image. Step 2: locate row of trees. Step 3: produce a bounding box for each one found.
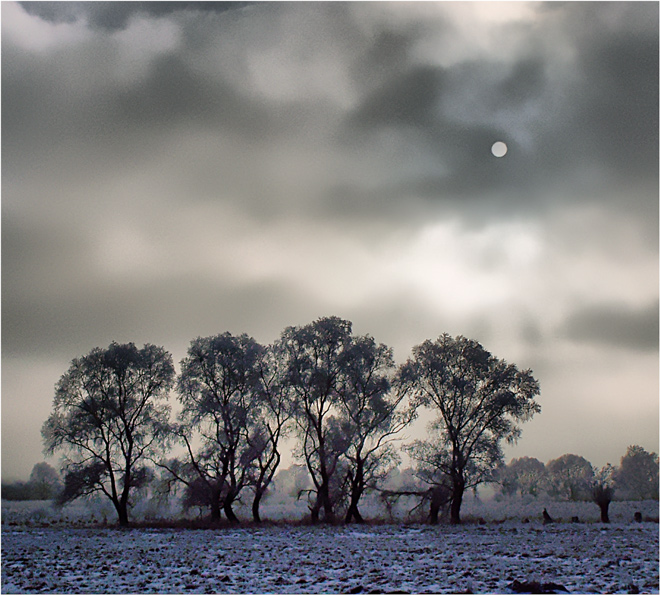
[498,448,659,502]
[496,447,659,522]
[42,316,542,526]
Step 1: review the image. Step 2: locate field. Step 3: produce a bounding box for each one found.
[2,500,659,594]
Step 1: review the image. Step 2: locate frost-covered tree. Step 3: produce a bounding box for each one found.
[42,342,175,526]
[248,341,294,522]
[29,462,62,500]
[175,333,265,523]
[546,454,594,501]
[336,335,414,523]
[592,464,615,522]
[398,334,541,524]
[614,445,659,501]
[280,316,353,523]
[497,456,546,497]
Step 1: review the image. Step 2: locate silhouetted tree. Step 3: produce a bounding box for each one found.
[398,334,540,524]
[42,342,175,526]
[248,341,294,522]
[280,316,352,523]
[337,335,414,523]
[614,445,659,501]
[176,333,265,523]
[546,454,594,501]
[592,464,615,522]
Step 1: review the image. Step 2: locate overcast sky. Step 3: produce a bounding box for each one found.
[2,1,658,481]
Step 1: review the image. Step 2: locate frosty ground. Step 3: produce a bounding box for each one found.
[2,521,658,594]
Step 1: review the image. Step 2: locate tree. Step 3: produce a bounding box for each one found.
[336,335,413,523]
[42,342,175,526]
[280,316,353,523]
[398,334,541,524]
[176,333,265,523]
[496,457,546,497]
[592,464,615,523]
[614,445,659,501]
[29,462,62,500]
[248,341,293,522]
[546,454,594,501]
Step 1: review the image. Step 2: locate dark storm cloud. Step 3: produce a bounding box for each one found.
[18,1,251,31]
[561,300,659,352]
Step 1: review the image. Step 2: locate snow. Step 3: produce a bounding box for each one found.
[2,522,658,594]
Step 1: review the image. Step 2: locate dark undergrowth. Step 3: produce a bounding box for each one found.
[4,514,659,530]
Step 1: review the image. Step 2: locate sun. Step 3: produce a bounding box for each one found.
[491,141,508,157]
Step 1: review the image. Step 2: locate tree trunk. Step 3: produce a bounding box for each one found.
[430,496,441,525]
[210,496,222,522]
[310,493,322,523]
[252,490,263,523]
[598,500,611,523]
[223,498,239,524]
[313,478,334,523]
[345,493,364,524]
[321,485,335,523]
[345,465,365,524]
[113,499,130,527]
[450,476,465,525]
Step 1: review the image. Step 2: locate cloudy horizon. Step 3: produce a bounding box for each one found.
[2,1,658,481]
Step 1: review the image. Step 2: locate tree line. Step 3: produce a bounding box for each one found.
[37,314,644,528]
[495,447,659,522]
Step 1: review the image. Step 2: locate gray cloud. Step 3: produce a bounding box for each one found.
[2,1,657,478]
[18,1,251,31]
[561,300,659,352]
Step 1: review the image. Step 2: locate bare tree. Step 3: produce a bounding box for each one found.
[398,334,540,524]
[42,342,175,526]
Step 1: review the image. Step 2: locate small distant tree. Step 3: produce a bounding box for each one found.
[592,464,615,523]
[29,462,62,500]
[398,334,541,524]
[546,454,594,501]
[497,457,546,498]
[614,445,659,501]
[42,342,175,526]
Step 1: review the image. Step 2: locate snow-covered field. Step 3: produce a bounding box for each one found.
[2,521,658,594]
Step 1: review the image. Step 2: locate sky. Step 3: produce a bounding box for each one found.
[2,1,658,481]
